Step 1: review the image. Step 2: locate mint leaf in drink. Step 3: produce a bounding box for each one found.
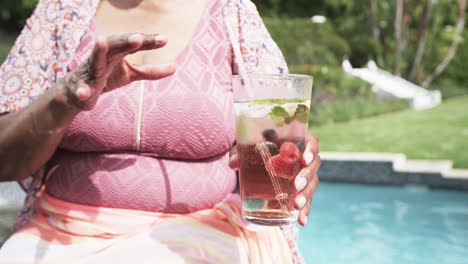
[250,98,306,105]
[292,104,310,123]
[269,106,290,126]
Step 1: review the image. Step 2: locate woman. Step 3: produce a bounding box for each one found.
[0,0,320,263]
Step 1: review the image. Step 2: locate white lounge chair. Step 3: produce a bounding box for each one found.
[342,59,441,110]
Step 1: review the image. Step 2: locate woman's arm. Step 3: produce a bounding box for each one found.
[0,77,80,182]
[0,34,175,182]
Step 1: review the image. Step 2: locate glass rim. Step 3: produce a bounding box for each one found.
[232,73,312,80]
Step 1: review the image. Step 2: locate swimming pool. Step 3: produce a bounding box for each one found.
[298,183,468,264]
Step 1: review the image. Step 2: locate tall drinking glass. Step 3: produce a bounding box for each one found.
[232,74,313,226]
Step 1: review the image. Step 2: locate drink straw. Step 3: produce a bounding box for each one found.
[256,142,290,215]
[223,6,254,97]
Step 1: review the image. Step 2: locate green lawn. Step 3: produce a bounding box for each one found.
[313,96,468,168]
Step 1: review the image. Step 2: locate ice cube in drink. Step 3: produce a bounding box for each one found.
[235,98,310,225]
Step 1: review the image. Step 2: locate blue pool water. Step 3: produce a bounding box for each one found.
[298,183,468,264]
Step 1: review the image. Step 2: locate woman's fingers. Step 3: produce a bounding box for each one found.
[298,193,313,226]
[293,153,320,227]
[106,34,143,58]
[131,34,168,54]
[71,36,108,104]
[301,132,319,166]
[127,62,176,81]
[295,172,319,226]
[295,154,321,193]
[302,142,314,166]
[295,169,319,210]
[68,33,173,111]
[85,36,109,85]
[107,34,168,59]
[106,34,174,83]
[75,86,92,101]
[86,33,169,82]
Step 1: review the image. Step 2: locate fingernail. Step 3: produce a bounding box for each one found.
[302,215,308,225]
[128,34,143,42]
[295,177,307,192]
[76,87,90,101]
[155,34,168,42]
[296,195,307,209]
[303,151,314,165]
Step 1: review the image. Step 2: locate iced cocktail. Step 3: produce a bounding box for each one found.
[232,74,313,226]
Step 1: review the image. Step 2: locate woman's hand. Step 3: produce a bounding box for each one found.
[63,34,176,110]
[292,132,320,226]
[229,132,320,227]
[0,34,176,182]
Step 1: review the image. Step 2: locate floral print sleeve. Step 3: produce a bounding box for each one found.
[0,1,59,114]
[0,0,98,114]
[0,0,62,230]
[224,0,288,75]
[8,0,98,230]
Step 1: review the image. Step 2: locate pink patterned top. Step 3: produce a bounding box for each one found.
[45,0,238,212]
[0,0,304,262]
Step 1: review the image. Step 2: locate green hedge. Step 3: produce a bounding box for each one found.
[0,0,37,31]
[0,34,15,63]
[309,96,408,127]
[264,18,350,66]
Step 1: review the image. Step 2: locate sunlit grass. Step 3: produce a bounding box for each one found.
[313,96,468,168]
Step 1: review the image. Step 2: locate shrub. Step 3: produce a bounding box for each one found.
[439,31,468,88]
[309,95,408,127]
[0,34,15,63]
[431,78,468,99]
[264,18,350,66]
[348,36,381,68]
[0,0,37,32]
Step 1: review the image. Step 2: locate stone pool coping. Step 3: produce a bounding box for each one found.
[319,152,468,190]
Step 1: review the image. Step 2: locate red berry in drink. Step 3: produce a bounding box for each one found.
[269,142,301,179]
[278,142,300,163]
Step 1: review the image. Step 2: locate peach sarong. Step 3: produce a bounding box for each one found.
[0,191,293,264]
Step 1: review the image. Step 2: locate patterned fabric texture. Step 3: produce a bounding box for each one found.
[45,0,238,213]
[0,192,294,264]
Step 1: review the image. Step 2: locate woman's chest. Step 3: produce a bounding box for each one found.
[61,0,235,159]
[94,0,210,64]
